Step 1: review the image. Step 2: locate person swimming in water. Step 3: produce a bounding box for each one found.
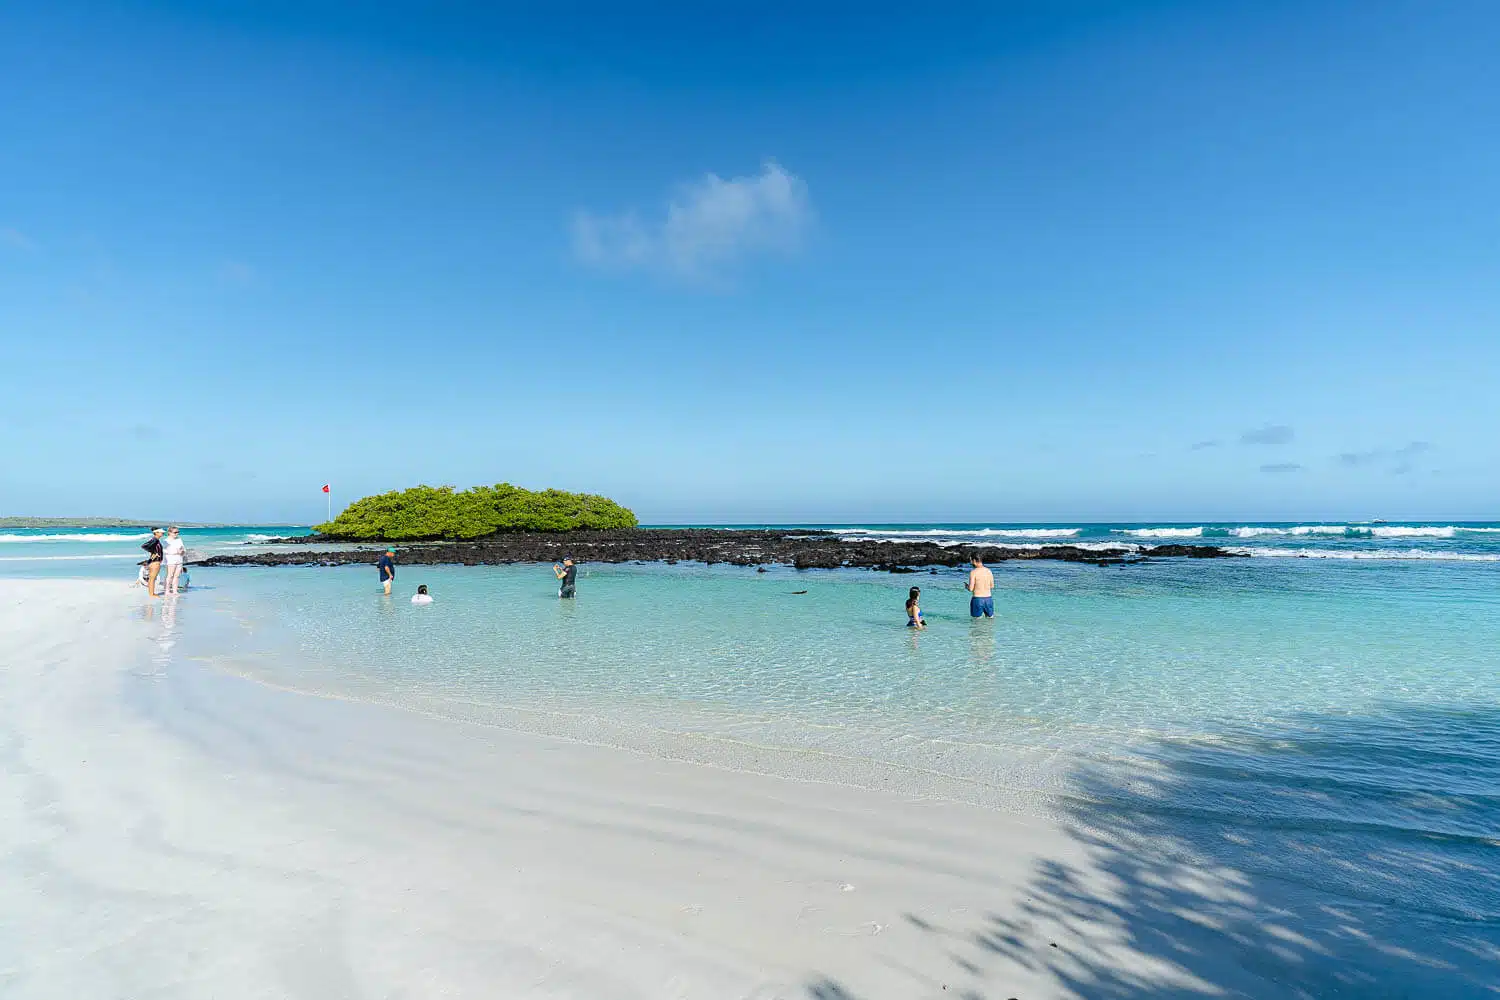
[411,584,432,605]
[905,586,926,629]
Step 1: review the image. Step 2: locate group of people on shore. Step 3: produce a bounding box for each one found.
[138,527,188,596]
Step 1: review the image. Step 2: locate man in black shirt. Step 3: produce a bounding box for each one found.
[141,528,164,597]
[377,548,396,596]
[553,557,577,599]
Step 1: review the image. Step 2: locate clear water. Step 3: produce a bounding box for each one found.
[219,559,1500,742]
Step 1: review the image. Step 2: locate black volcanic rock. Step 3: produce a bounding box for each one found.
[198,528,1246,571]
[1140,544,1236,558]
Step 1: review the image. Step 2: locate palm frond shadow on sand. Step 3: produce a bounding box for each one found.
[805,704,1500,999]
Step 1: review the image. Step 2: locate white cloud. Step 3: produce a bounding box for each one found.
[573,161,810,281]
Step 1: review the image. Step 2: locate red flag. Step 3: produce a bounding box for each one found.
[321,484,330,493]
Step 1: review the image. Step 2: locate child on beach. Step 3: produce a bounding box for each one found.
[905,586,926,629]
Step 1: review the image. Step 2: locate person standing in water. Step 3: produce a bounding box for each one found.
[141,527,164,597]
[377,548,396,596]
[965,554,995,618]
[905,586,926,629]
[553,557,577,599]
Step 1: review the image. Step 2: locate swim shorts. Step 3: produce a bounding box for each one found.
[559,585,576,599]
[970,596,994,618]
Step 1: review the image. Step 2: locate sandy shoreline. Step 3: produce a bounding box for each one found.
[3,579,1492,999]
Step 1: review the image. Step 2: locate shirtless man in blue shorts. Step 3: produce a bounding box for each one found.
[965,554,995,618]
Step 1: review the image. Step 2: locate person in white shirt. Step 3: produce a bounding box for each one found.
[411,584,433,605]
[162,526,187,594]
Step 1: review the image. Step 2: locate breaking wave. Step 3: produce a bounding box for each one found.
[1116,525,1497,540]
[1115,527,1205,538]
[832,527,1083,540]
[1236,547,1500,562]
[1229,525,1355,537]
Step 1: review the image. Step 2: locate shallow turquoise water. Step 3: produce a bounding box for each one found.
[210,558,1500,739]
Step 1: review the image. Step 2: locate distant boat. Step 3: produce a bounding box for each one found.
[1371,518,1388,524]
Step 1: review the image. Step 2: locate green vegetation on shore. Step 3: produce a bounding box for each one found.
[312,484,638,540]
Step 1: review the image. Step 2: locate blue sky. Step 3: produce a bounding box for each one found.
[1,1,1496,524]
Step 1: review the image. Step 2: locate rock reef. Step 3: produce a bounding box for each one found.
[198,528,1244,571]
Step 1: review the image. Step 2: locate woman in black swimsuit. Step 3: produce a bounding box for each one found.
[905,586,926,629]
[141,528,164,597]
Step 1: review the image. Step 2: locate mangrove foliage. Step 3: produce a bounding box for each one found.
[312,484,638,540]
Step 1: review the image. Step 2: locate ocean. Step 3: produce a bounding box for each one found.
[7,521,1499,992]
[3,519,1499,566]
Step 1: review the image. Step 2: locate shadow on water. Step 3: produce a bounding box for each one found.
[806,704,1500,999]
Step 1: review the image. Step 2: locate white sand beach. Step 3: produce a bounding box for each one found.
[2,579,1489,999]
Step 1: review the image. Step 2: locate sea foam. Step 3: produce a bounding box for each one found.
[1115,527,1205,538]
[1237,546,1500,562]
[833,527,1083,539]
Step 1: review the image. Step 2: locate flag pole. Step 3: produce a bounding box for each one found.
[327,486,332,523]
